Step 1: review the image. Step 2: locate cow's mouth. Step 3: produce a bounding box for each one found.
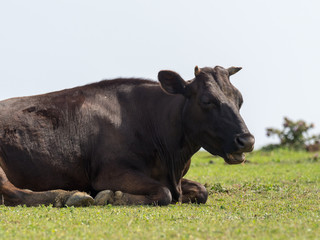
[224,153,246,164]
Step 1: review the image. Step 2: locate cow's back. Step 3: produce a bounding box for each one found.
[0,79,165,192]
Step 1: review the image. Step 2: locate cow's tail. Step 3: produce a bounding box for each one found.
[0,165,9,188]
[0,165,10,204]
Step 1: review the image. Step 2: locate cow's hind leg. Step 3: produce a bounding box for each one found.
[93,171,172,206]
[181,178,208,204]
[0,167,93,207]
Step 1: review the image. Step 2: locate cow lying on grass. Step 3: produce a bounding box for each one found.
[0,66,254,206]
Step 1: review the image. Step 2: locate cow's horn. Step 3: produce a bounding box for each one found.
[227,67,242,76]
[194,66,201,76]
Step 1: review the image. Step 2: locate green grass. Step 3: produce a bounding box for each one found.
[1,149,320,239]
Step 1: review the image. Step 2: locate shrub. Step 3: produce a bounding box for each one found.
[265,117,320,150]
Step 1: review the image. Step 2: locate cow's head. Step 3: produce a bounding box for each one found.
[158,66,254,164]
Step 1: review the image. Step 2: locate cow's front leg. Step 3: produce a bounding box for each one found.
[93,171,172,206]
[181,178,208,204]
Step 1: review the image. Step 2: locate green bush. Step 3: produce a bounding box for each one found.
[265,117,320,150]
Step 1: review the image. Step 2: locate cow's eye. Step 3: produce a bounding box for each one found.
[200,96,215,108]
[238,101,243,109]
[238,97,243,109]
[201,98,211,105]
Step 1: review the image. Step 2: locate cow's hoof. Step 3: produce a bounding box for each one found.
[113,191,127,205]
[65,192,94,207]
[94,190,114,205]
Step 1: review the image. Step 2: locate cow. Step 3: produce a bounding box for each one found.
[0,66,254,207]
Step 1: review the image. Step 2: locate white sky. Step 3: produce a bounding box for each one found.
[1,0,320,148]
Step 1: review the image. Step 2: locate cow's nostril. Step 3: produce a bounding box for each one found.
[236,136,246,148]
[235,134,255,152]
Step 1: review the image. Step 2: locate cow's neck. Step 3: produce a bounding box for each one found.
[153,93,200,187]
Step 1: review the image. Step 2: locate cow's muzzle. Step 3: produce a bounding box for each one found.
[234,133,255,153]
[224,133,255,164]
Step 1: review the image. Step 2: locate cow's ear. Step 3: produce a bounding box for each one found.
[158,70,187,95]
[227,67,242,76]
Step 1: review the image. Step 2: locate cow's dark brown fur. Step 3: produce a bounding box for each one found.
[0,66,254,206]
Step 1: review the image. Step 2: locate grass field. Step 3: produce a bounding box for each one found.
[1,149,319,239]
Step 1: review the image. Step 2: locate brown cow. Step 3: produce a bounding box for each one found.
[0,66,254,206]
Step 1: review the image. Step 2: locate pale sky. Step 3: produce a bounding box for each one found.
[1,0,320,148]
